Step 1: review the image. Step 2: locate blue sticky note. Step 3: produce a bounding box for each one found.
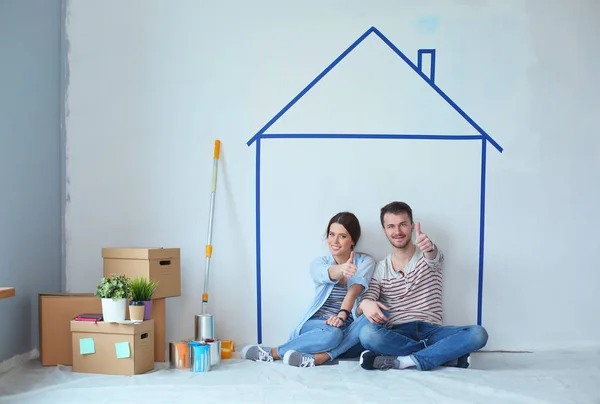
[79,338,95,354]
[115,342,131,359]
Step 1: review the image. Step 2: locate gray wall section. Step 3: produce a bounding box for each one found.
[0,0,63,362]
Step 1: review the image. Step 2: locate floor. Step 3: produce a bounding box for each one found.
[0,349,598,403]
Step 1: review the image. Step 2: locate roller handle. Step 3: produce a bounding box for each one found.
[214,140,221,159]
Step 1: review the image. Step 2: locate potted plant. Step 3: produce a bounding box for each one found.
[130,277,159,321]
[95,274,132,323]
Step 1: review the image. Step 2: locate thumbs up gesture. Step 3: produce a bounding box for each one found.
[340,252,357,278]
[415,222,435,253]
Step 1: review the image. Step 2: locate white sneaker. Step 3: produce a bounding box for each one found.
[241,344,274,362]
[283,350,316,367]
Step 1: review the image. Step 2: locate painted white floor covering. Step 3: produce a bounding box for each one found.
[0,349,598,404]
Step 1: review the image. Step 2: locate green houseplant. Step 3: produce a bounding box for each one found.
[130,277,159,321]
[95,274,132,322]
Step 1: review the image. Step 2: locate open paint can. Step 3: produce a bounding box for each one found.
[189,341,211,372]
[169,341,190,369]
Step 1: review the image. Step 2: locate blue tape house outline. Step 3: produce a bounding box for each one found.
[247,26,503,344]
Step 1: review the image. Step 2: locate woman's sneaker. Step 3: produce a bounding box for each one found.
[241,345,274,362]
[283,350,316,367]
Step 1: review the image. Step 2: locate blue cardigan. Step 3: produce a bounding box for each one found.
[287,251,376,340]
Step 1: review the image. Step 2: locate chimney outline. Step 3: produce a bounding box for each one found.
[418,49,436,83]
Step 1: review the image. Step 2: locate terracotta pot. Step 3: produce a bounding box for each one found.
[129,301,145,321]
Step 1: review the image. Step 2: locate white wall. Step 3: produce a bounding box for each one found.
[64,0,600,352]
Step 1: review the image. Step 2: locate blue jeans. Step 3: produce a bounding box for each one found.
[277,317,347,357]
[359,320,488,371]
[324,313,370,360]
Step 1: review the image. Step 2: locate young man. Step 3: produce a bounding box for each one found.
[358,201,488,371]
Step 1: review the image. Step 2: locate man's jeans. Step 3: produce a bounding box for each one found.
[359,320,488,371]
[277,317,350,357]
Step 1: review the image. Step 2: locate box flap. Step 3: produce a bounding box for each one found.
[39,293,95,298]
[70,319,154,335]
[102,248,180,260]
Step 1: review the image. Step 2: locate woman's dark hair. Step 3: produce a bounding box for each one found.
[325,212,361,249]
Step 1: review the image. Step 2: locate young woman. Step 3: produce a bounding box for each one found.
[241,211,375,366]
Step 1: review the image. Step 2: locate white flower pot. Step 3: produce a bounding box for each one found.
[101,298,127,322]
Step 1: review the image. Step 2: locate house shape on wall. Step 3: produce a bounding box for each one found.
[247,26,503,344]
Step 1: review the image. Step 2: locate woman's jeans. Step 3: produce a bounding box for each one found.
[277,317,351,357]
[324,314,370,360]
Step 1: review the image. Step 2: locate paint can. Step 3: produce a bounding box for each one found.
[195,314,214,341]
[205,339,221,366]
[169,341,190,369]
[189,341,211,372]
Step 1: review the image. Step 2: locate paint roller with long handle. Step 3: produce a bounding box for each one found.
[202,140,220,315]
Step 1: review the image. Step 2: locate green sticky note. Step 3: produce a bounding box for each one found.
[79,338,95,354]
[115,342,131,359]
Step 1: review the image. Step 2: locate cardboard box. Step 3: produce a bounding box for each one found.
[71,319,154,375]
[39,293,102,366]
[102,247,181,299]
[126,298,166,364]
[39,293,167,365]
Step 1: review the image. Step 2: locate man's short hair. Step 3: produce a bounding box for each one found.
[380,201,413,227]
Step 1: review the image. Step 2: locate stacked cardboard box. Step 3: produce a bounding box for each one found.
[71,320,155,376]
[39,247,180,371]
[101,248,181,299]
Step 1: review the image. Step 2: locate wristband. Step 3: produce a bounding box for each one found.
[338,309,351,319]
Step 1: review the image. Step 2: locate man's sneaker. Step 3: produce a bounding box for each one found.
[282,350,316,368]
[359,350,398,371]
[456,353,471,368]
[241,345,274,362]
[442,353,471,369]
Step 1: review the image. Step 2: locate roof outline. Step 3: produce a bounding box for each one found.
[247,25,503,153]
[246,26,504,344]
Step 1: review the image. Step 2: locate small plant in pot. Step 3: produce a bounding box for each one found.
[130,277,159,321]
[95,274,132,323]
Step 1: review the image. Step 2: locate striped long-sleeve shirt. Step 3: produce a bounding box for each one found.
[361,248,444,326]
